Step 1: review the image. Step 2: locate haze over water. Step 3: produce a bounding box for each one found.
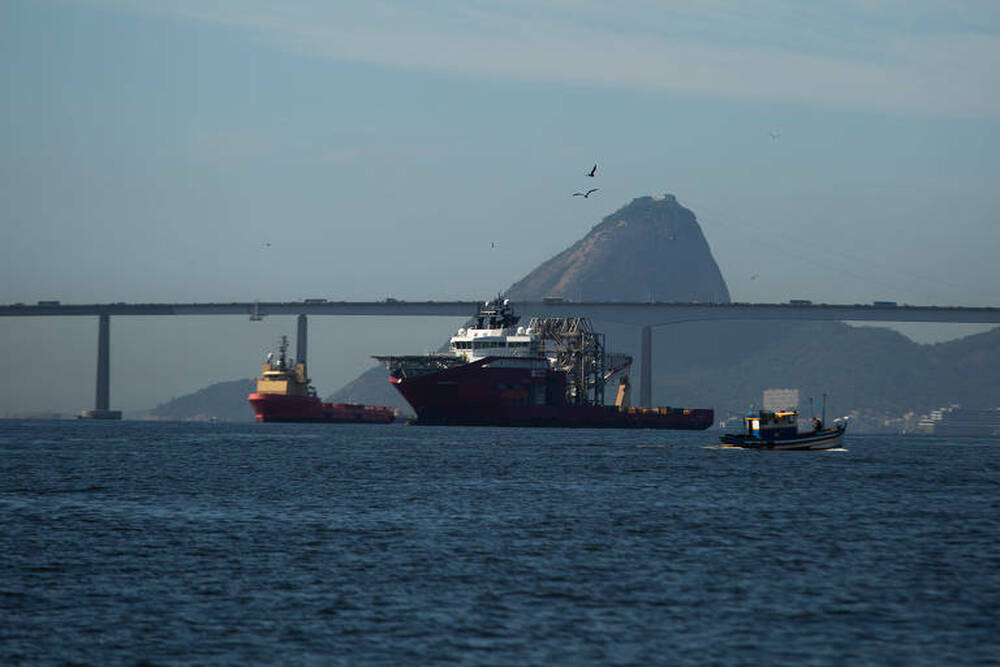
[2,420,997,664]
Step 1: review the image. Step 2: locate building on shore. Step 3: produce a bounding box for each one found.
[763,388,799,412]
[915,405,1000,437]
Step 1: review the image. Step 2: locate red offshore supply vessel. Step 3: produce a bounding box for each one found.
[248,336,395,424]
[374,297,713,429]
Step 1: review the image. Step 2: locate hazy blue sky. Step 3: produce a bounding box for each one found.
[2,1,999,414]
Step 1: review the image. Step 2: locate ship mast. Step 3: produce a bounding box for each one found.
[277,335,289,369]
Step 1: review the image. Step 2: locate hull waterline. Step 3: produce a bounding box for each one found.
[248,393,394,424]
[719,425,845,450]
[390,361,712,430]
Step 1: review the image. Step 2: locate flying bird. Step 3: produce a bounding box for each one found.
[587,163,598,177]
[768,131,780,140]
[573,188,599,198]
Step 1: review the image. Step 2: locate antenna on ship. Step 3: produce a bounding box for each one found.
[278,335,289,369]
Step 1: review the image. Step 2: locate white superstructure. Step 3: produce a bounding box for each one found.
[444,298,546,365]
[375,296,632,406]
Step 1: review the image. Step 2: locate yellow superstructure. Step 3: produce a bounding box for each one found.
[255,336,313,397]
[256,363,310,396]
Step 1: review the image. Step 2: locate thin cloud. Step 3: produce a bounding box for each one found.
[84,1,1000,117]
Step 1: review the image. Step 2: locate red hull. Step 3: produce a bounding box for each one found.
[248,393,395,424]
[389,358,713,430]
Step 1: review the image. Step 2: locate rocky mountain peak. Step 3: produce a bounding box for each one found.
[506,193,731,303]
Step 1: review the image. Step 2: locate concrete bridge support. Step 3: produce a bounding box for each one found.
[296,314,307,366]
[80,313,121,419]
[96,313,109,410]
[640,325,652,408]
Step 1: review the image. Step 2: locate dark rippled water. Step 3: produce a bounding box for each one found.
[1,420,998,665]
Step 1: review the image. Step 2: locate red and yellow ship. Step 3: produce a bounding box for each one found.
[375,297,712,429]
[248,336,395,424]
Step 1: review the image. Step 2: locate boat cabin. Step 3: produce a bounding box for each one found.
[744,410,798,440]
[449,298,541,362]
[256,336,313,397]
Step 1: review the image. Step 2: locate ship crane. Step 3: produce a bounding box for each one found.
[528,316,613,406]
[603,353,632,381]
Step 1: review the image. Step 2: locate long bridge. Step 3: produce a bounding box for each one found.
[4,299,1000,418]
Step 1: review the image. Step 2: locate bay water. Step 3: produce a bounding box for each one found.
[1,420,997,664]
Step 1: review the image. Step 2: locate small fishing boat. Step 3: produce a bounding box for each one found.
[719,409,846,450]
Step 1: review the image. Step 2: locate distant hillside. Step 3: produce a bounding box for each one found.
[655,323,1000,428]
[655,323,929,415]
[329,366,415,417]
[925,327,1000,408]
[148,379,256,422]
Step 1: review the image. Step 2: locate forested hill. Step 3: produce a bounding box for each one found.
[652,323,1000,424]
[148,379,256,422]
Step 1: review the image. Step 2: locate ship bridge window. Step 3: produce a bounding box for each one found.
[473,340,506,349]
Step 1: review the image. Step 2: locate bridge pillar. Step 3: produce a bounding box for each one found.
[296,314,307,366]
[96,313,109,410]
[80,313,121,419]
[640,325,652,408]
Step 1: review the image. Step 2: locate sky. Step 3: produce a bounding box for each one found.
[2,0,999,414]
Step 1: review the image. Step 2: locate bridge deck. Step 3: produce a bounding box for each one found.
[5,299,997,417]
[2,300,999,325]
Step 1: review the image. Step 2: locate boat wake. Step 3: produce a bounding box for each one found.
[703,444,849,452]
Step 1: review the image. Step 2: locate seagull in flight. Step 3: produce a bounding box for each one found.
[768,131,780,140]
[573,188,599,198]
[586,163,598,177]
